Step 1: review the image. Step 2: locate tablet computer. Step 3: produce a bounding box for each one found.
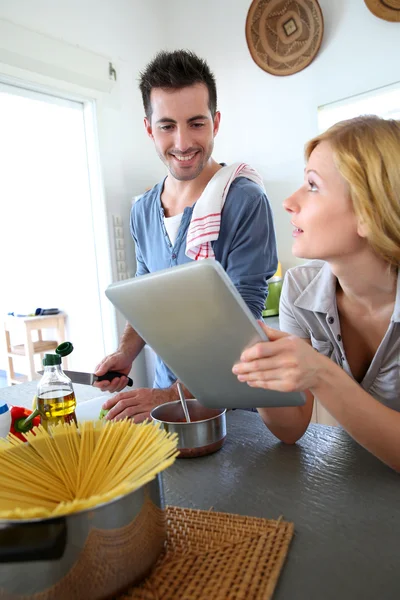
[105,259,304,409]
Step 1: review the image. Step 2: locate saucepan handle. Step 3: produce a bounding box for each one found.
[0,519,67,563]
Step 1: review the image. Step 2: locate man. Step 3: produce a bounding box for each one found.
[95,49,277,421]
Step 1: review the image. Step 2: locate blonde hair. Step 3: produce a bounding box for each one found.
[305,115,400,267]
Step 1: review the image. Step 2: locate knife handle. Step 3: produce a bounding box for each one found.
[95,371,133,387]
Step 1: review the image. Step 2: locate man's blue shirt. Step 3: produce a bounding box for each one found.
[130,176,278,388]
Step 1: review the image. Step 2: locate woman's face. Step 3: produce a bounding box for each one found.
[284,141,365,262]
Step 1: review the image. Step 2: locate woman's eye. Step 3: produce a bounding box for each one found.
[308,180,318,192]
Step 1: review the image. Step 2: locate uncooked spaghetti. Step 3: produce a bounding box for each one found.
[0,419,178,520]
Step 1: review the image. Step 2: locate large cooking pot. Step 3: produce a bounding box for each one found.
[0,476,165,600]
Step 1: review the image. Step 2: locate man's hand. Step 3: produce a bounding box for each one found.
[94,351,133,393]
[102,387,178,423]
[232,322,329,393]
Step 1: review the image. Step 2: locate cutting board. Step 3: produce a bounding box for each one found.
[75,393,114,422]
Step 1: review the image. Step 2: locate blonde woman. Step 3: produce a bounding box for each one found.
[233,116,400,471]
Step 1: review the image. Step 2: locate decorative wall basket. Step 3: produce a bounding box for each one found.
[245,0,324,76]
[364,0,400,22]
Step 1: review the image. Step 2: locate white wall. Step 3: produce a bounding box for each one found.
[161,0,400,272]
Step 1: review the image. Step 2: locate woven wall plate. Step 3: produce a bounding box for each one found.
[245,0,324,76]
[364,0,400,22]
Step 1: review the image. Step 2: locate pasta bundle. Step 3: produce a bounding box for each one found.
[0,419,178,520]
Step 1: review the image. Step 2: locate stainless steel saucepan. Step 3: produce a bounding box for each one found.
[151,399,227,458]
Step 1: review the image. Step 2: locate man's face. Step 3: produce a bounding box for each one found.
[145,83,220,181]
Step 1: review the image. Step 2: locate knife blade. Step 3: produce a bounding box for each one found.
[37,369,133,387]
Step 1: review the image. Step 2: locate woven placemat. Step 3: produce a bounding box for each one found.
[119,506,294,600]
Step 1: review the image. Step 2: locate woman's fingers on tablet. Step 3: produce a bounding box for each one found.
[258,321,289,341]
[234,355,285,376]
[240,336,288,363]
[234,335,324,392]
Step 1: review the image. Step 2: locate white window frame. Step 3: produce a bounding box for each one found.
[318,80,400,133]
[0,68,118,356]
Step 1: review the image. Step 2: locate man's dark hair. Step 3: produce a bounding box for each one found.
[139,50,217,120]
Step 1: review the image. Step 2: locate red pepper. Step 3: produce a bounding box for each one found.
[10,406,41,441]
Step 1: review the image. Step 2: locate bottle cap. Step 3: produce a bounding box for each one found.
[56,342,74,357]
[43,353,61,366]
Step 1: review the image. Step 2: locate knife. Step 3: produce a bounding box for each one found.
[38,370,133,387]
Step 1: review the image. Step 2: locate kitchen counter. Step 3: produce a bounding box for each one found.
[2,382,399,599]
[164,411,400,599]
[0,381,101,410]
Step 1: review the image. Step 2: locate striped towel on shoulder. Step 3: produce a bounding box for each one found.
[185,162,265,260]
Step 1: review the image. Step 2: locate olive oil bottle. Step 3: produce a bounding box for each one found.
[37,342,77,430]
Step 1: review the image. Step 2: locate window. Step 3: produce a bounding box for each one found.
[0,81,113,372]
[318,81,400,132]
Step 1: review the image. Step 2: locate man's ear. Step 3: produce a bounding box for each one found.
[213,111,221,137]
[144,117,153,139]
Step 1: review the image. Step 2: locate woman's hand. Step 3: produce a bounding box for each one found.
[232,322,328,393]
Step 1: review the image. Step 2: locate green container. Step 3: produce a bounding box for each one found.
[262,276,283,317]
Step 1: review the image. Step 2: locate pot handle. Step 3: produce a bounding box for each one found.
[0,519,67,563]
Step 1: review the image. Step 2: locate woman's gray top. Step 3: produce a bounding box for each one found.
[279,260,400,411]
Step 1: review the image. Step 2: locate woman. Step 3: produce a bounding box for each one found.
[233,115,400,471]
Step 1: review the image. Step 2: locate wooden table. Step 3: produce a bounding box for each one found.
[2,382,399,599]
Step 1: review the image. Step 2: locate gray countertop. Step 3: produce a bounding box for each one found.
[163,411,400,600]
[0,381,102,410]
[2,383,399,599]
